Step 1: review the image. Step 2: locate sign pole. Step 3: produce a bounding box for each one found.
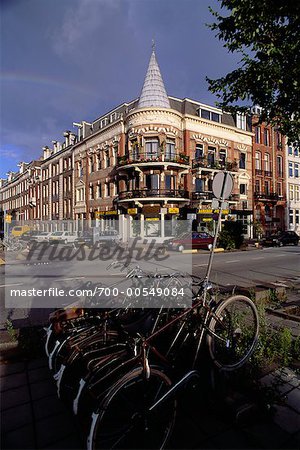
[204,171,232,284]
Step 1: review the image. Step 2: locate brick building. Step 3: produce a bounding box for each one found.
[2,47,293,240]
[251,107,287,236]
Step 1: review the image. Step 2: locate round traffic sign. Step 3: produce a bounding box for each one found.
[212,172,233,199]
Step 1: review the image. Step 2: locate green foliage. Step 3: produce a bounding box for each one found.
[251,305,294,369]
[207,0,300,144]
[218,230,235,250]
[218,220,244,249]
[4,319,17,342]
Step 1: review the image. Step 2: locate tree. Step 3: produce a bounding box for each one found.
[207,0,300,144]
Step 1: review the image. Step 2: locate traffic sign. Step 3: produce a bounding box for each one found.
[212,172,233,199]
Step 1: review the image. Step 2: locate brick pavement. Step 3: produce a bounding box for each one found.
[1,357,300,449]
[1,358,83,450]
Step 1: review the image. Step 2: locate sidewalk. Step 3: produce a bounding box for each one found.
[1,355,299,449]
[1,357,83,450]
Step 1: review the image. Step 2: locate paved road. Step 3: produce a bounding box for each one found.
[0,245,299,329]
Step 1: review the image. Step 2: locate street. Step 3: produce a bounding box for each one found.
[0,245,299,329]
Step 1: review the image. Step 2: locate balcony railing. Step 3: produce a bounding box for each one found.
[117,153,189,166]
[254,192,279,201]
[191,192,213,201]
[192,157,238,171]
[118,189,189,201]
[255,169,263,175]
[264,170,272,177]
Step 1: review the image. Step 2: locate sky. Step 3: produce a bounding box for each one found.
[0,0,240,178]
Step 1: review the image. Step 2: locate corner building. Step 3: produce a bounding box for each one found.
[73,48,254,237]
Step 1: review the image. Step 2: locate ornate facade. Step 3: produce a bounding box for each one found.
[0,48,293,239]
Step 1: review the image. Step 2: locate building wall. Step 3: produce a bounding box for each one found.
[286,145,300,234]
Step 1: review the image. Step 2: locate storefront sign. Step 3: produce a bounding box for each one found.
[5,215,12,223]
[197,209,229,215]
[127,208,138,215]
[168,207,179,214]
[145,217,159,221]
[95,210,118,217]
[203,218,213,222]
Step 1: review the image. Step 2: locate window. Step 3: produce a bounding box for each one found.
[295,163,299,178]
[76,188,84,202]
[289,184,294,200]
[255,179,260,193]
[165,140,175,159]
[105,150,110,168]
[288,146,293,155]
[89,185,94,200]
[289,162,293,177]
[207,147,216,166]
[78,162,83,177]
[200,109,220,122]
[295,185,300,201]
[264,180,270,195]
[277,182,282,196]
[275,130,281,147]
[145,138,159,158]
[239,152,246,169]
[165,175,176,190]
[96,154,101,171]
[105,183,110,197]
[264,153,270,171]
[236,113,246,130]
[263,128,270,146]
[289,209,294,225]
[145,174,160,190]
[296,210,299,225]
[255,151,261,170]
[211,112,220,123]
[277,156,283,176]
[200,109,210,120]
[97,184,102,199]
[240,184,247,195]
[294,147,299,157]
[89,156,94,173]
[195,144,204,160]
[195,178,204,192]
[219,149,226,165]
[131,140,139,160]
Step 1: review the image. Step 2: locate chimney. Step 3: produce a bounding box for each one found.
[42,146,51,159]
[17,162,27,174]
[63,130,71,147]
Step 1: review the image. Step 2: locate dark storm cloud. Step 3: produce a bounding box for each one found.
[0,0,238,177]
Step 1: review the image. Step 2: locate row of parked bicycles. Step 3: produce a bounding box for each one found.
[44,260,259,449]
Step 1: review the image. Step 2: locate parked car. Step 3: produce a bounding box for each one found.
[10,225,31,237]
[94,229,121,245]
[166,231,214,251]
[28,231,52,243]
[73,231,94,248]
[19,230,41,242]
[48,231,79,244]
[262,231,299,247]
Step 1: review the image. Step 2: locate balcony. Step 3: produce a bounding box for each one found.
[192,157,238,172]
[254,192,279,202]
[255,169,263,176]
[228,193,240,202]
[117,152,190,167]
[117,188,189,202]
[264,170,272,177]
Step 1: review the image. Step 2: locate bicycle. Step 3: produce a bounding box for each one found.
[86,279,259,449]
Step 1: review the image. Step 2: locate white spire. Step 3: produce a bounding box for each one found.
[137,45,170,109]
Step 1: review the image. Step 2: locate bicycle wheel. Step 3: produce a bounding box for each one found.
[87,366,176,450]
[207,295,259,371]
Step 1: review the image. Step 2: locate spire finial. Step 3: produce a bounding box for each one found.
[152,38,155,52]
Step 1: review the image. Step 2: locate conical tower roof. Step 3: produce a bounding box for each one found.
[137,46,170,109]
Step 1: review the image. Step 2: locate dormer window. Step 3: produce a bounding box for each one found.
[236,113,246,130]
[200,109,221,123]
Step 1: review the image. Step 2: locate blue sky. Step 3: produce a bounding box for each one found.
[0,0,239,178]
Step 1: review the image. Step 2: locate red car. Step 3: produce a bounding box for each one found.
[167,231,214,251]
